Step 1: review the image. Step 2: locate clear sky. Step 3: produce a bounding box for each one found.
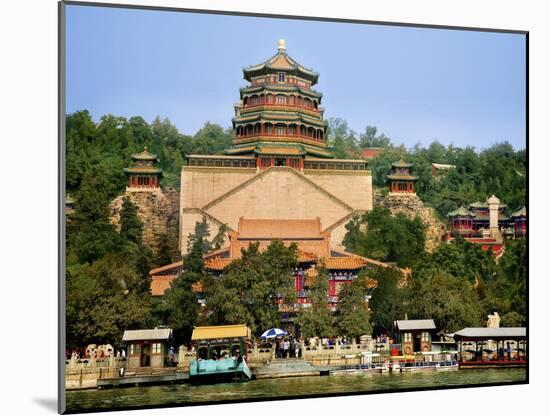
[66,4,526,150]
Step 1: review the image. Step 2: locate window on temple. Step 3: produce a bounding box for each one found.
[277,126,284,136]
[129,344,135,355]
[278,72,285,83]
[276,95,286,105]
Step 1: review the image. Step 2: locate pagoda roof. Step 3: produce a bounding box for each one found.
[131,147,158,161]
[233,111,326,128]
[240,84,322,99]
[124,166,163,175]
[448,206,475,217]
[303,146,334,158]
[511,206,526,217]
[392,160,413,168]
[255,145,305,156]
[243,40,319,84]
[387,173,419,181]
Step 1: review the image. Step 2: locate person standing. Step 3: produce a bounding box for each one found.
[294,339,300,359]
[283,338,290,358]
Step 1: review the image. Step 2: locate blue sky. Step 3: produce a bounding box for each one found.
[66,5,526,150]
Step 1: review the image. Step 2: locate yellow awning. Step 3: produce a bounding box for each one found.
[191,324,251,341]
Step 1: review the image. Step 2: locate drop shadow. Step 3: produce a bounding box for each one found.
[34,398,58,413]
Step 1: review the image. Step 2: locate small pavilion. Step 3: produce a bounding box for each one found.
[387,160,418,193]
[124,147,163,191]
[453,327,526,368]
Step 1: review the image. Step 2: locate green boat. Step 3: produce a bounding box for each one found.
[189,324,253,383]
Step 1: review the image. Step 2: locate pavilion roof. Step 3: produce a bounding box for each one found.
[243,40,319,84]
[387,173,419,181]
[395,319,436,331]
[452,327,526,340]
[511,206,527,218]
[122,328,172,342]
[448,206,475,218]
[124,166,163,175]
[131,147,158,161]
[392,160,413,168]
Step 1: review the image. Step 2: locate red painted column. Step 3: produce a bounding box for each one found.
[329,279,336,297]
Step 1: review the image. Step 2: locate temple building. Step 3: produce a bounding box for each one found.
[447,196,526,239]
[151,217,406,331]
[446,195,526,256]
[387,160,418,193]
[124,147,163,191]
[179,40,373,253]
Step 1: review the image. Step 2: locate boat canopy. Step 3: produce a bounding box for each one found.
[452,327,526,341]
[191,324,251,341]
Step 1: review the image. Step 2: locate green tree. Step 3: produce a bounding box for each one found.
[408,271,483,333]
[367,267,409,335]
[66,253,152,348]
[154,233,180,267]
[334,275,373,338]
[119,197,143,246]
[343,207,425,267]
[204,241,297,335]
[159,221,206,343]
[297,264,335,338]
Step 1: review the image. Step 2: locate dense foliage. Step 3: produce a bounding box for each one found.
[65,110,526,349]
[343,207,426,267]
[203,240,298,336]
[326,117,526,218]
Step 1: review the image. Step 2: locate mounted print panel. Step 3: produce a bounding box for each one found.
[59,1,527,413]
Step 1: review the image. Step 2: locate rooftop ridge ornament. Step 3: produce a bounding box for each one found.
[278,38,286,51]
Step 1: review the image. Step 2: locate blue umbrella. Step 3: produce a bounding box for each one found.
[260,328,287,339]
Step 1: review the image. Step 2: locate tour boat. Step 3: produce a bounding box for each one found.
[393,352,459,372]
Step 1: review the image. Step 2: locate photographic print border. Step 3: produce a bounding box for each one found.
[58,1,529,413]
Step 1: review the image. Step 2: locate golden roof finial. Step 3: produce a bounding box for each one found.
[144,145,148,151]
[278,39,286,51]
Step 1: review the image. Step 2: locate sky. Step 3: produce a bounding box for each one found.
[66,5,526,150]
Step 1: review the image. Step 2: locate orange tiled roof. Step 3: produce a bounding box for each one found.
[150,275,176,296]
[149,261,183,276]
[297,250,318,262]
[237,218,323,239]
[151,275,203,296]
[205,257,232,271]
[324,257,369,270]
[192,281,203,293]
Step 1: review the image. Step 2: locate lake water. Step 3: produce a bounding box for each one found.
[66,368,526,412]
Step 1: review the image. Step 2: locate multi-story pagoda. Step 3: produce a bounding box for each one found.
[124,147,162,191]
[228,39,330,168]
[387,160,418,193]
[180,40,372,254]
